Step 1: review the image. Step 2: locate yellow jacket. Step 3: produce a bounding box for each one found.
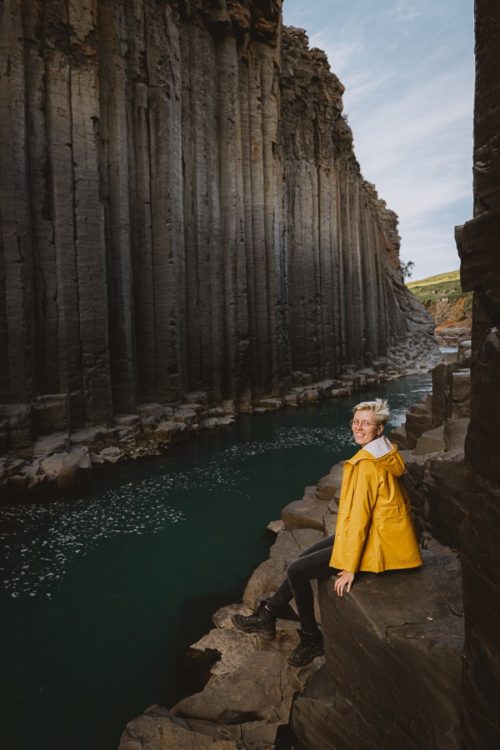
[329,442,422,573]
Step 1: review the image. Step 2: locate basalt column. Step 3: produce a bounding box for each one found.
[279,29,413,378]
[0,1,35,408]
[455,0,500,746]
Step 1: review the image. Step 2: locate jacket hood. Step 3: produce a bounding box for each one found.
[347,438,406,477]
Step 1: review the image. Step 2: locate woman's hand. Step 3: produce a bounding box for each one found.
[334,570,354,597]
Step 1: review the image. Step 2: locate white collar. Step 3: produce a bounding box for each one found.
[363,435,393,458]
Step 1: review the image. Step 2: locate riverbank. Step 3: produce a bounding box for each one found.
[0,334,440,503]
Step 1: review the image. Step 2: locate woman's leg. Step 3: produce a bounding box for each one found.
[268,535,334,630]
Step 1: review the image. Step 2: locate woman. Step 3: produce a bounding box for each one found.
[232,398,422,667]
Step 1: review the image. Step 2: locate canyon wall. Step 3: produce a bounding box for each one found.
[455,0,500,745]
[0,0,434,454]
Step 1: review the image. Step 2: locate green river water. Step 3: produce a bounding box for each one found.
[0,374,432,750]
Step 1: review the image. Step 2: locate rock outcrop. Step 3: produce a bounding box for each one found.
[292,545,463,750]
[454,1,500,745]
[0,0,436,459]
[407,271,472,347]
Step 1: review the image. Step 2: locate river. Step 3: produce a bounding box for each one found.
[0,373,431,750]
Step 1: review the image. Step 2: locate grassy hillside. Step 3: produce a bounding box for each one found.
[407,270,472,344]
[407,270,471,311]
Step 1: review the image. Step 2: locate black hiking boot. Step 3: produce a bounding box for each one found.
[231,601,277,640]
[287,629,324,667]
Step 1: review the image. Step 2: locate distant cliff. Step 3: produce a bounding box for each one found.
[0,0,435,453]
[407,271,472,345]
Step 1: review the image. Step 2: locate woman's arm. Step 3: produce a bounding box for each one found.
[330,461,379,588]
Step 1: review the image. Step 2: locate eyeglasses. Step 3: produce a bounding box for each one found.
[350,419,378,429]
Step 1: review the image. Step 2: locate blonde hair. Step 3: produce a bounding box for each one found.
[352,398,390,425]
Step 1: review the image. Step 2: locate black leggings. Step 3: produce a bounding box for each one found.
[267,534,336,634]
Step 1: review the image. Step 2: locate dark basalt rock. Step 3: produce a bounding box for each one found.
[0,0,436,460]
[454,1,500,745]
[291,545,463,750]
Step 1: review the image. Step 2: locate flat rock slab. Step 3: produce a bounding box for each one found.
[444,417,469,454]
[172,651,297,724]
[189,628,261,677]
[32,432,68,457]
[316,465,343,501]
[414,425,446,454]
[269,528,324,560]
[281,497,326,531]
[292,544,463,750]
[119,705,238,750]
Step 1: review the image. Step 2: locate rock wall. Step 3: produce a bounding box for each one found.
[0,0,434,455]
[455,0,500,745]
[292,546,463,750]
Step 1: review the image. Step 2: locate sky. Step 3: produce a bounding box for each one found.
[282,0,475,281]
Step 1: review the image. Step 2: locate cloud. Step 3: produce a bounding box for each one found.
[284,0,474,280]
[392,0,423,22]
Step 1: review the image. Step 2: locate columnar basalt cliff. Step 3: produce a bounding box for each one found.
[0,0,435,456]
[455,0,500,745]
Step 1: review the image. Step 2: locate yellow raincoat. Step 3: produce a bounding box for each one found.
[329,442,422,573]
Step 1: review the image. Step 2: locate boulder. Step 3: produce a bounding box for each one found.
[322,501,338,537]
[174,407,200,425]
[172,650,287,723]
[389,424,409,449]
[39,446,92,488]
[201,416,234,430]
[114,414,142,429]
[40,445,91,476]
[281,497,325,531]
[315,380,336,393]
[457,339,472,362]
[188,627,262,678]
[404,402,433,448]
[135,402,167,418]
[118,705,238,750]
[70,426,105,446]
[171,646,318,742]
[32,432,69,457]
[96,446,126,464]
[329,387,351,398]
[316,464,343,501]
[154,420,188,443]
[266,519,285,535]
[414,425,446,455]
[252,398,283,411]
[292,545,463,750]
[269,528,324,560]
